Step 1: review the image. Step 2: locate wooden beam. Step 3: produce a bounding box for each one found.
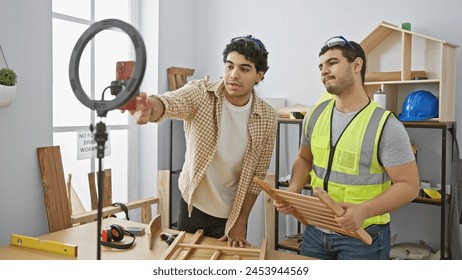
[71,196,159,225]
[175,229,204,260]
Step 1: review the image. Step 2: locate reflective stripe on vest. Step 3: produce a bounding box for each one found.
[305,98,392,227]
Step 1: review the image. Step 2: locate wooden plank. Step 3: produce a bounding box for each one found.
[264,175,276,249]
[313,188,372,245]
[175,229,204,260]
[37,146,73,232]
[210,251,221,260]
[176,243,261,254]
[69,181,86,216]
[148,214,162,250]
[167,72,176,91]
[258,237,267,260]
[167,67,195,91]
[174,75,183,89]
[157,170,170,230]
[102,169,112,207]
[274,189,326,206]
[439,44,457,122]
[365,70,426,82]
[88,172,98,210]
[140,204,152,224]
[167,66,195,77]
[88,169,112,209]
[361,23,395,54]
[255,178,313,229]
[296,210,337,225]
[67,174,72,214]
[401,32,412,80]
[263,191,275,250]
[72,196,159,225]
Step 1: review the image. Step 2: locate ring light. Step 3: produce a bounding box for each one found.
[69,18,146,114]
[68,18,146,260]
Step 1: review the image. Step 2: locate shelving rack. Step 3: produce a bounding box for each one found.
[273,118,455,259]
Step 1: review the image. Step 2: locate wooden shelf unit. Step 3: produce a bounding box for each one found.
[361,21,459,122]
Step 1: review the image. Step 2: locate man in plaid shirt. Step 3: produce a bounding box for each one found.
[129,35,277,248]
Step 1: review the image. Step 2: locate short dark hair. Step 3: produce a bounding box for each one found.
[319,40,367,84]
[223,35,269,81]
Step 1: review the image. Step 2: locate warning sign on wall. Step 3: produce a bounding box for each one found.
[77,131,111,160]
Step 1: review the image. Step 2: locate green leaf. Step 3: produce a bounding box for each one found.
[0,68,17,86]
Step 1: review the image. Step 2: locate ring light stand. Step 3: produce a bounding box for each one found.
[69,19,146,260]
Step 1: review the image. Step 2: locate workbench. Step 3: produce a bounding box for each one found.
[0,217,312,260]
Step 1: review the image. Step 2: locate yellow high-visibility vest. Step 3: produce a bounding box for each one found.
[305,98,393,228]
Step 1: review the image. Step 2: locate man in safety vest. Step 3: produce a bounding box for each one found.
[273,36,420,259]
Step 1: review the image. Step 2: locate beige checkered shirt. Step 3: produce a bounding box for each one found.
[153,79,277,234]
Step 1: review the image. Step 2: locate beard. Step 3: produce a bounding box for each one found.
[324,69,355,95]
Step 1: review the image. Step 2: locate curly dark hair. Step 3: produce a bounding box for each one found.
[222,35,269,81]
[319,39,367,84]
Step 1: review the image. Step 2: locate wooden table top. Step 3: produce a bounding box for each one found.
[0,218,312,260]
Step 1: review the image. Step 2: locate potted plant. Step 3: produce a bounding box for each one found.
[0,67,17,107]
[0,44,17,107]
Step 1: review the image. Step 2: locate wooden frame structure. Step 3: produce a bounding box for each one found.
[361,21,459,122]
[254,177,372,245]
[167,66,195,91]
[160,231,268,260]
[147,215,267,260]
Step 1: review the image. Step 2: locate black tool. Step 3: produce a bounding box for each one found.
[160,233,178,246]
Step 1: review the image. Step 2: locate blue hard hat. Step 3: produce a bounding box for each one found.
[398,90,438,121]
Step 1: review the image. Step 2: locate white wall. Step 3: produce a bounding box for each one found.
[157,0,197,171]
[191,0,462,118]
[0,0,52,246]
[136,0,160,200]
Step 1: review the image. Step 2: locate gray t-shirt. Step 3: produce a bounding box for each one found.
[301,106,415,167]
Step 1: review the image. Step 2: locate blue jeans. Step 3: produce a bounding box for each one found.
[300,224,391,260]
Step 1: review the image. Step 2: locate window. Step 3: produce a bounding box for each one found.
[52,0,136,212]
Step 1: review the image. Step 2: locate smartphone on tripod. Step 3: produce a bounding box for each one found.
[115,61,137,110]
